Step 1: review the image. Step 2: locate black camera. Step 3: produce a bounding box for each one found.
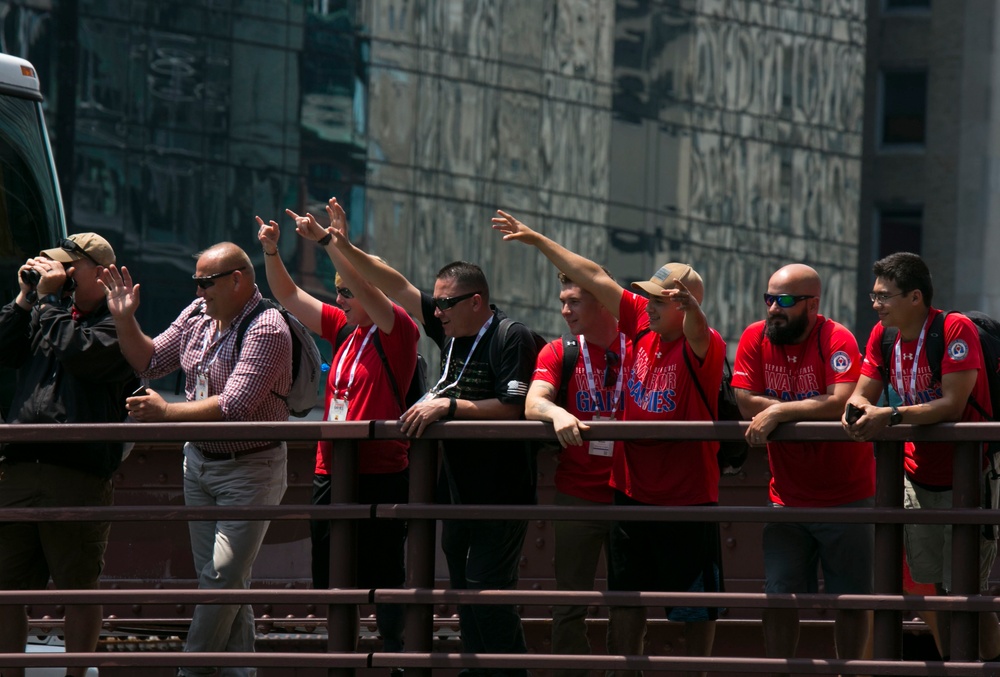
[20,269,76,293]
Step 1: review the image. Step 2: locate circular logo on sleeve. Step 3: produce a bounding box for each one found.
[947,339,969,362]
[831,351,852,373]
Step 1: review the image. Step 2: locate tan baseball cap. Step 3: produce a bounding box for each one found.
[631,262,704,302]
[41,233,116,267]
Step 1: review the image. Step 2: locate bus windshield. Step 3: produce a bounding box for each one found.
[0,92,65,283]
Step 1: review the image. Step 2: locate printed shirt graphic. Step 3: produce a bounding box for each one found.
[611,290,725,506]
[314,302,419,476]
[532,336,630,503]
[860,308,990,487]
[731,316,874,507]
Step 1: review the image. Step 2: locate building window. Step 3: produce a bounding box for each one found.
[883,0,931,12]
[877,207,923,258]
[880,70,927,146]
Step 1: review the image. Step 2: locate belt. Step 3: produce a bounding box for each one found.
[198,442,282,460]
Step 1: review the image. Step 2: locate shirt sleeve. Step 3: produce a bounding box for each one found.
[532,339,563,387]
[617,290,649,340]
[493,321,537,404]
[731,322,764,391]
[859,323,886,382]
[941,313,984,375]
[216,309,292,421]
[825,321,864,385]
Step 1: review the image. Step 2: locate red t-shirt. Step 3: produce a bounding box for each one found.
[532,333,629,504]
[731,317,875,507]
[860,309,990,487]
[611,291,724,506]
[314,303,419,475]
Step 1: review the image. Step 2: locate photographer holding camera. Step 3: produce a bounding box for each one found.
[0,232,138,677]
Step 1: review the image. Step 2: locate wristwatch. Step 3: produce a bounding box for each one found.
[35,293,61,308]
[888,405,903,427]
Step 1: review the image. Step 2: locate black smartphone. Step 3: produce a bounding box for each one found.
[845,403,863,424]
[131,385,149,397]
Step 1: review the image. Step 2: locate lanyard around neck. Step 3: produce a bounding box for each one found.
[579,332,626,412]
[334,324,378,398]
[893,314,932,404]
[430,315,495,396]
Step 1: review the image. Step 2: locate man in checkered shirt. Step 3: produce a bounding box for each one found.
[102,242,292,677]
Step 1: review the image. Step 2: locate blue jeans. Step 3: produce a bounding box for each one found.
[441,518,528,677]
[180,442,287,677]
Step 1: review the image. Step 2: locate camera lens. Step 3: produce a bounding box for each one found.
[20,270,40,287]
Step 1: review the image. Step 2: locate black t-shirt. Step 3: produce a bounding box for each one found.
[420,292,538,505]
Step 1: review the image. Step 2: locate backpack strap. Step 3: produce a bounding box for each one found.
[556,333,580,407]
[371,331,406,413]
[234,298,269,356]
[923,311,948,386]
[681,345,716,420]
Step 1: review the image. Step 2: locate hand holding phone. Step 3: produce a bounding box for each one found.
[845,403,863,425]
[131,385,148,397]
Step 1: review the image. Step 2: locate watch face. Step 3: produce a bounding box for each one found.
[890,409,903,425]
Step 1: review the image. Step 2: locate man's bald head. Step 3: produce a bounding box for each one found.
[768,264,821,298]
[198,242,254,285]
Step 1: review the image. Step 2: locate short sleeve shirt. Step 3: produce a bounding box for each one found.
[860,308,990,487]
[532,333,629,504]
[314,302,419,475]
[731,316,875,507]
[612,290,725,506]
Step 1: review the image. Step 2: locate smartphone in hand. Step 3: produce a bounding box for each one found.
[845,402,863,424]
[131,385,149,397]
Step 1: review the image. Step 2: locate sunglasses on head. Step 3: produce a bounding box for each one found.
[433,291,480,311]
[60,238,100,267]
[336,287,354,299]
[763,293,814,308]
[192,267,245,290]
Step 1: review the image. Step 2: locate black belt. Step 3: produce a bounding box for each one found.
[198,442,282,460]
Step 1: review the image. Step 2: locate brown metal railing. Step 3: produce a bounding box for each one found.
[0,419,997,674]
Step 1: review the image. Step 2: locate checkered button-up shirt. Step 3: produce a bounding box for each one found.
[141,288,292,454]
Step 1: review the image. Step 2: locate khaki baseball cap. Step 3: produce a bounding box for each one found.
[631,262,704,302]
[41,233,116,267]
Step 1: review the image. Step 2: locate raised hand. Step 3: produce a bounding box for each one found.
[324,197,350,249]
[256,215,281,255]
[664,279,701,313]
[491,209,541,244]
[285,208,329,243]
[99,264,140,319]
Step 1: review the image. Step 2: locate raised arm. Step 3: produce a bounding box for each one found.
[99,264,155,372]
[311,203,424,323]
[257,216,324,335]
[492,210,624,318]
[289,198,397,334]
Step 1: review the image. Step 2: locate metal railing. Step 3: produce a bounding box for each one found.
[0,419,997,675]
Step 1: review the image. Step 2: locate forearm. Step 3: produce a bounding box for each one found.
[682,306,712,358]
[735,390,780,419]
[114,316,155,372]
[526,392,562,423]
[262,250,298,303]
[163,396,225,422]
[454,397,523,421]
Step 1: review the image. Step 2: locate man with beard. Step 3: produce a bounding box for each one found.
[731,264,874,671]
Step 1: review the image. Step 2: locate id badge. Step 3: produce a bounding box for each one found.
[588,414,615,457]
[328,398,349,422]
[194,373,209,401]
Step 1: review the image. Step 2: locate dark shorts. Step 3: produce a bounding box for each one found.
[608,490,723,621]
[0,461,112,590]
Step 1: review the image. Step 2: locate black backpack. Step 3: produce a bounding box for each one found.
[879,310,1000,472]
[333,323,428,411]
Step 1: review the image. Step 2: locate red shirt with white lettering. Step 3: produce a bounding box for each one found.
[611,290,725,506]
[314,303,419,476]
[860,309,990,487]
[732,316,875,507]
[532,334,629,504]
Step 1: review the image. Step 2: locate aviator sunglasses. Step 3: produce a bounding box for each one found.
[763,293,814,308]
[192,267,246,290]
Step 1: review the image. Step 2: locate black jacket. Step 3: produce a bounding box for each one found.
[0,298,138,479]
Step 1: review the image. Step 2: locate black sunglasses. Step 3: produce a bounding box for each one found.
[604,350,621,389]
[60,238,100,267]
[192,267,245,290]
[336,287,354,299]
[763,293,814,308]
[433,291,480,311]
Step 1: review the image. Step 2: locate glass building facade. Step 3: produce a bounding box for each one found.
[0,0,866,355]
